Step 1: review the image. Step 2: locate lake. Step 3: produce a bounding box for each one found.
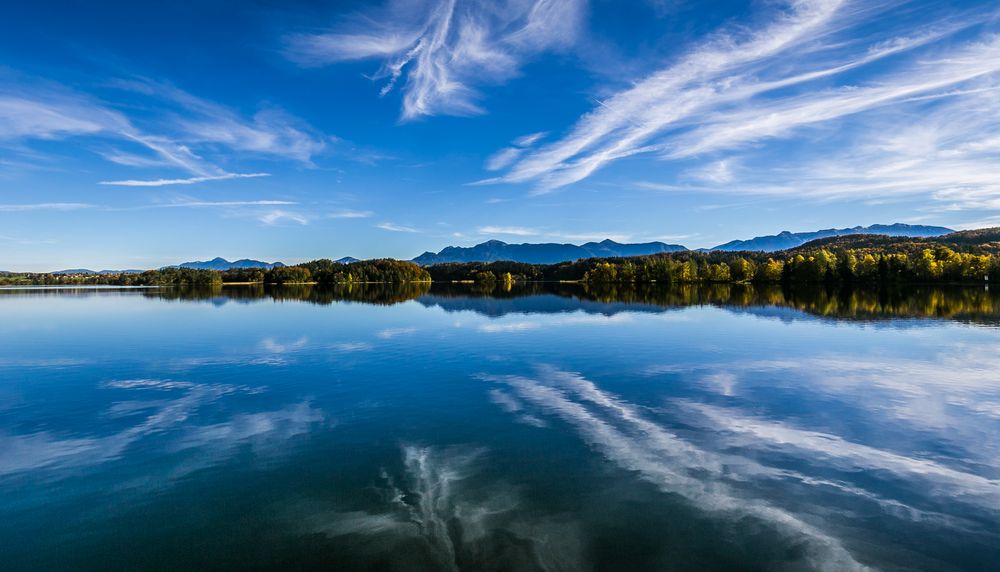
[1,284,998,571]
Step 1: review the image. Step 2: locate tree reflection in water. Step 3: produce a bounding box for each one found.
[2,281,997,325]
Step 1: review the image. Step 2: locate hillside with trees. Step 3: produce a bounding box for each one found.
[425,228,1000,286]
[2,229,997,287]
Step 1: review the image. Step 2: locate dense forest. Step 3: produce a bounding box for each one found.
[2,228,997,287]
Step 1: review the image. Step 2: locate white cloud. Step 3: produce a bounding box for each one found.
[485,131,549,170]
[554,231,632,243]
[477,225,540,236]
[260,210,309,225]
[0,202,93,211]
[0,95,109,139]
[485,0,1000,205]
[285,0,584,120]
[474,225,633,242]
[328,209,374,219]
[99,172,270,187]
[1,77,328,184]
[687,159,735,184]
[513,131,547,147]
[111,78,329,165]
[376,222,419,232]
[152,199,296,208]
[484,147,524,171]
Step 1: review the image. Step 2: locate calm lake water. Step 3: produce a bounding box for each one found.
[1,284,998,571]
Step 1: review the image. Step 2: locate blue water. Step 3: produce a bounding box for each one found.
[1,285,998,571]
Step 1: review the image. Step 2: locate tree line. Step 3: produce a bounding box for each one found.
[4,229,998,287]
[0,259,430,286]
[425,246,1000,286]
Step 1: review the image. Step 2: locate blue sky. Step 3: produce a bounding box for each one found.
[2,0,999,271]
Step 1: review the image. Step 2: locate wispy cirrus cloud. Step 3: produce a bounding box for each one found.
[285,0,583,120]
[475,225,632,242]
[376,222,419,232]
[636,82,1000,211]
[0,74,329,187]
[0,202,93,212]
[477,225,539,236]
[485,131,548,171]
[260,210,309,226]
[0,95,108,139]
[151,199,296,209]
[100,172,270,187]
[0,88,244,183]
[328,209,373,219]
[484,0,1000,209]
[108,77,329,165]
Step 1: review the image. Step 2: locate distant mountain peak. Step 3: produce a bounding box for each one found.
[412,238,687,265]
[174,258,284,271]
[710,223,953,252]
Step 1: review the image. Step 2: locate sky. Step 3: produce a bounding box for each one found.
[2,0,1000,271]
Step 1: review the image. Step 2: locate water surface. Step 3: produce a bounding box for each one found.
[1,284,998,571]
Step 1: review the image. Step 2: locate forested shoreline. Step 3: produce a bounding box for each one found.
[3,229,999,287]
[0,259,432,287]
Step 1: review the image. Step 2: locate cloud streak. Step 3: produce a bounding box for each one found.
[286,0,584,120]
[376,222,419,233]
[99,172,270,187]
[0,202,93,212]
[1,76,328,186]
[151,199,296,209]
[328,209,373,219]
[485,0,1000,208]
[260,210,309,225]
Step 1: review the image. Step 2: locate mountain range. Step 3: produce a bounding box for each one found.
[410,224,952,264]
[412,239,687,265]
[27,223,958,273]
[708,223,953,252]
[175,257,285,271]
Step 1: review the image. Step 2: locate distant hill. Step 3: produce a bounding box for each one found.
[174,257,285,271]
[336,256,361,264]
[792,227,1000,254]
[710,223,953,252]
[412,239,687,265]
